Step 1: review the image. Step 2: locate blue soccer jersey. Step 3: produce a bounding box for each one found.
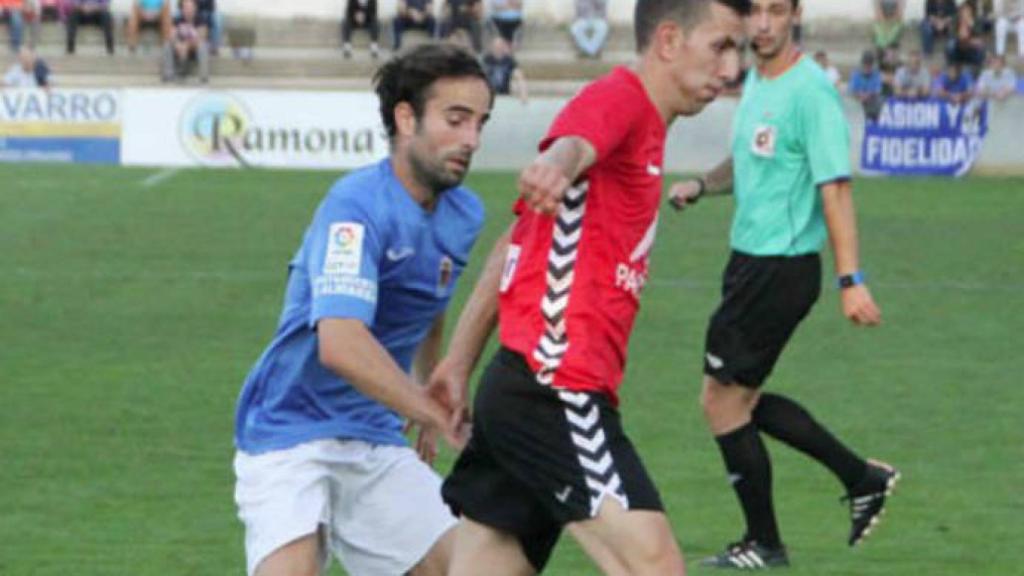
[235,159,485,454]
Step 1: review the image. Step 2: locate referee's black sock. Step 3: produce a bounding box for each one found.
[714,422,782,548]
[753,393,868,492]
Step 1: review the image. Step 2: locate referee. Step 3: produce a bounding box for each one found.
[670,0,900,569]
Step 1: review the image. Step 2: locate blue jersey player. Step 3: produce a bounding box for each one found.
[233,43,493,576]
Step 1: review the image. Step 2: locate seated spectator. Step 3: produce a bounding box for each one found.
[161,0,208,83]
[996,0,1024,58]
[483,36,527,104]
[341,0,380,59]
[570,0,609,59]
[813,50,842,90]
[2,0,25,52]
[949,1,987,71]
[920,0,957,57]
[849,50,884,120]
[194,0,221,55]
[894,49,932,98]
[936,61,974,103]
[128,0,172,54]
[879,46,901,96]
[442,0,482,53]
[975,53,1018,100]
[967,0,996,35]
[66,0,114,55]
[392,0,436,51]
[3,45,48,86]
[873,0,905,52]
[488,0,522,47]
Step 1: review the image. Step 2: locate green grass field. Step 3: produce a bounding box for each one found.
[1,164,1022,575]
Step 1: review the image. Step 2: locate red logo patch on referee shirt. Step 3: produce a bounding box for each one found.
[752,124,777,158]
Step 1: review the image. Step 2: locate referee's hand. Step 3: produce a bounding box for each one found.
[519,160,571,216]
[842,284,882,326]
[668,179,702,211]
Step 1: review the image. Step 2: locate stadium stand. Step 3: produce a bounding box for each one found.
[0,0,1018,95]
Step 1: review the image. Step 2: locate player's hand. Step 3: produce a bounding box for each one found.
[519,160,571,216]
[426,357,472,443]
[841,284,882,326]
[668,179,703,211]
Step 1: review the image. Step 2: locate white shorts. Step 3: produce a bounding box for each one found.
[234,438,457,576]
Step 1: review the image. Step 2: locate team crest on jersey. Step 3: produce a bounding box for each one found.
[436,255,454,296]
[324,222,364,275]
[752,124,777,158]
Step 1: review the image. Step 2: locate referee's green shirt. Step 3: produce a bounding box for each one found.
[730,55,851,256]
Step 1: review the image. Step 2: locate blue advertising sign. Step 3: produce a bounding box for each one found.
[860,98,988,177]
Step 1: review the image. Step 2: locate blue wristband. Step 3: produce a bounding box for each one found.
[837,271,865,289]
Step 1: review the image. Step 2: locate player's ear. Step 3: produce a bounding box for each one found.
[394,101,417,138]
[653,20,685,61]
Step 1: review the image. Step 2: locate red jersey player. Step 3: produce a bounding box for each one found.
[431,1,750,574]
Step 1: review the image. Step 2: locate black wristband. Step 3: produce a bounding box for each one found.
[688,177,707,204]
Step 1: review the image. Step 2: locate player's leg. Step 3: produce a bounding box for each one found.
[325,442,457,576]
[253,533,323,576]
[568,499,684,575]
[448,518,535,576]
[234,442,333,576]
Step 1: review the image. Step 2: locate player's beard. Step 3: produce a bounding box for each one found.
[408,146,466,196]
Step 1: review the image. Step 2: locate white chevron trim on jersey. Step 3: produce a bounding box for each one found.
[531,182,588,389]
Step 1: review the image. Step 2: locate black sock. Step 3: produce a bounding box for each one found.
[714,422,781,548]
[753,393,868,492]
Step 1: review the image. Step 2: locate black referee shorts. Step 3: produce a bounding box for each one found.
[442,347,663,572]
[703,250,821,388]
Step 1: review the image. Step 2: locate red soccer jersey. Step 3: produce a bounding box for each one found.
[498,67,667,405]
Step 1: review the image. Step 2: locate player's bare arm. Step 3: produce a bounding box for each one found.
[427,225,513,431]
[520,136,597,215]
[669,156,734,211]
[410,313,447,463]
[820,180,882,327]
[318,318,463,448]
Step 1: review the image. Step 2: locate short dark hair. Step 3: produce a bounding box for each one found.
[634,0,752,52]
[373,42,492,139]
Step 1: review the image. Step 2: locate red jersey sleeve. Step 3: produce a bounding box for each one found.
[539,69,642,164]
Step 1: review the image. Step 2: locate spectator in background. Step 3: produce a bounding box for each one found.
[996,0,1024,58]
[2,0,25,52]
[949,1,987,71]
[975,53,1018,100]
[66,0,114,55]
[341,0,380,59]
[442,0,482,53]
[968,0,996,35]
[850,50,884,120]
[937,61,974,103]
[195,0,221,55]
[488,0,522,47]
[3,45,48,86]
[878,46,901,96]
[482,36,527,103]
[921,0,957,57]
[873,0,905,53]
[162,0,208,83]
[392,0,436,51]
[127,0,172,54]
[894,49,932,98]
[813,50,842,90]
[570,0,609,59]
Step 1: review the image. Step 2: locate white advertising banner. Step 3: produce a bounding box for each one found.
[121,89,388,169]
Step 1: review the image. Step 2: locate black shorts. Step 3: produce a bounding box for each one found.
[703,251,821,388]
[442,348,663,572]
